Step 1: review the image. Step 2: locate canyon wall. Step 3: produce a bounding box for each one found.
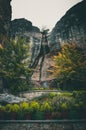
[0,0,86,87]
[50,0,86,51]
[10,18,41,41]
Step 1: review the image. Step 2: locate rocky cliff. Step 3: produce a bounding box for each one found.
[10,18,42,69]
[10,18,41,43]
[10,18,40,34]
[31,0,86,85]
[0,0,86,88]
[0,0,12,42]
[50,0,86,51]
[32,0,86,85]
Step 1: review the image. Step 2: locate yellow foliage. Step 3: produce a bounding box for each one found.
[0,44,3,49]
[50,43,86,84]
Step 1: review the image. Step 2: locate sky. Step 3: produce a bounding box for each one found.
[11,0,82,31]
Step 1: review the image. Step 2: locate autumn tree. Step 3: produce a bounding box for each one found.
[0,38,32,94]
[51,44,86,90]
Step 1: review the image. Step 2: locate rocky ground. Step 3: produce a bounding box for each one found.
[0,90,59,103]
[0,93,27,104]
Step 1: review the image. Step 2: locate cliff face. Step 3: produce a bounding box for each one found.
[50,0,86,50]
[0,0,86,87]
[10,18,40,35]
[10,18,41,42]
[0,0,12,41]
[31,0,86,84]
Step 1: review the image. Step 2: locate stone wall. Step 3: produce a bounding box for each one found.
[0,120,86,130]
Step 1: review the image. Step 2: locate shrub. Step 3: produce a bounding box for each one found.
[30,101,40,112]
[49,92,57,99]
[19,102,32,120]
[73,91,86,99]
[20,102,29,111]
[11,104,20,112]
[59,92,72,97]
[41,102,52,112]
[0,91,86,120]
[60,103,68,110]
[5,104,12,113]
[0,105,5,111]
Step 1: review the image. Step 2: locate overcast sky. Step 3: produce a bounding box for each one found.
[11,0,82,30]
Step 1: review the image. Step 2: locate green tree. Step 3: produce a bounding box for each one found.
[0,38,32,94]
[51,44,86,90]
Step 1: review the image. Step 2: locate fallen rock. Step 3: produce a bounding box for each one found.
[0,93,27,104]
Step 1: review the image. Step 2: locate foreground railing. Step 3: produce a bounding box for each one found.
[0,119,86,123]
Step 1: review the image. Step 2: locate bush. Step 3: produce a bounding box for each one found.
[60,103,68,110]
[30,101,40,112]
[41,102,52,112]
[0,91,86,120]
[11,104,20,112]
[5,104,12,113]
[73,90,86,97]
[59,91,72,97]
[49,92,57,99]
[20,102,29,111]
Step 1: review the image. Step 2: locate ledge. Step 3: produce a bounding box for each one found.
[0,119,86,123]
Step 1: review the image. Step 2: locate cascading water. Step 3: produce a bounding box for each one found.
[29,29,50,81]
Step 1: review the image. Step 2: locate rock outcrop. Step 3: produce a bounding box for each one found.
[50,0,86,51]
[0,93,27,103]
[10,18,41,43]
[0,0,12,42]
[10,19,42,69]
